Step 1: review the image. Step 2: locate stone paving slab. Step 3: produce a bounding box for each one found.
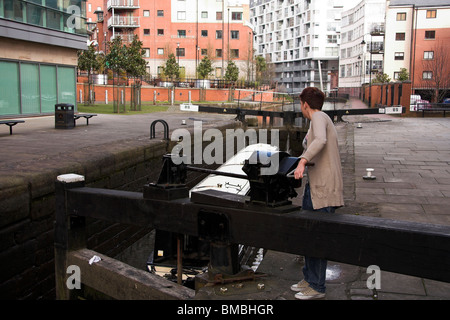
[348,116,450,227]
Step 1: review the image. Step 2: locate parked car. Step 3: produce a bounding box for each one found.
[410,95,430,110]
[410,95,422,105]
[443,98,450,104]
[416,99,431,109]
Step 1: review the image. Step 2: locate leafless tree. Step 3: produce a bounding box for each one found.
[422,40,450,103]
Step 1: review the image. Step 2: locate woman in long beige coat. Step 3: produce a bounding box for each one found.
[291,87,344,300]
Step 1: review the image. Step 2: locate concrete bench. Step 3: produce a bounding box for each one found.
[74,114,97,126]
[0,120,25,135]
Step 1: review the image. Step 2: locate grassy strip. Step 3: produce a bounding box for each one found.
[78,103,169,115]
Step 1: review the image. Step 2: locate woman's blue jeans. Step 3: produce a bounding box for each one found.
[301,183,335,293]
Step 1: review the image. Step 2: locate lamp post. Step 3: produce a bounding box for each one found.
[95,29,99,53]
[358,55,362,99]
[104,32,108,76]
[196,47,200,79]
[227,8,230,62]
[104,32,107,54]
[360,39,366,100]
[369,36,373,107]
[360,37,373,106]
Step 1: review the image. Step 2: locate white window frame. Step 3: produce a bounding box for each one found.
[177,11,186,20]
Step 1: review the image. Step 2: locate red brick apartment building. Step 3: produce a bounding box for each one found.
[385,0,450,102]
[87,0,254,80]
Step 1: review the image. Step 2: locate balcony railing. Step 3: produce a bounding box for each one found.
[107,16,140,28]
[369,43,384,54]
[370,23,385,35]
[107,0,140,10]
[111,33,135,44]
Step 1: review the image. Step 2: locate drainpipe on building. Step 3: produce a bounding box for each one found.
[410,5,417,96]
[318,59,323,92]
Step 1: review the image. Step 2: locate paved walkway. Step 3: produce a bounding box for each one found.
[257,110,450,300]
[1,101,449,300]
[0,111,236,168]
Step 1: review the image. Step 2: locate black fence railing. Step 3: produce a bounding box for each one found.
[77,71,277,91]
[416,103,450,117]
[142,76,277,91]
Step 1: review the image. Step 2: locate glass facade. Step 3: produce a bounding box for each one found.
[0,0,87,35]
[0,60,76,115]
[0,61,20,115]
[40,65,58,113]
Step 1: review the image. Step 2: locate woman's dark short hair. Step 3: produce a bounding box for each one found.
[300,87,325,110]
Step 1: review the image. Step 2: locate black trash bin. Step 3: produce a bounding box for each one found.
[55,103,75,129]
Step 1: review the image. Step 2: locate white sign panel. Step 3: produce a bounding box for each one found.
[385,106,402,114]
[180,104,199,112]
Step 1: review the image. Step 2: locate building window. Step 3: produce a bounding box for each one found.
[216,11,222,20]
[178,30,186,38]
[176,48,185,57]
[47,10,62,30]
[327,35,337,43]
[201,49,207,55]
[158,66,164,75]
[143,48,150,58]
[27,3,45,27]
[144,29,150,36]
[395,33,405,41]
[157,48,164,55]
[231,12,242,21]
[216,30,222,39]
[425,30,435,39]
[423,71,432,80]
[394,52,404,60]
[215,67,222,78]
[340,65,345,77]
[177,11,186,20]
[347,65,353,77]
[143,10,150,17]
[157,29,164,36]
[325,47,338,56]
[201,30,208,37]
[216,49,222,58]
[201,11,208,18]
[426,10,436,19]
[230,49,239,58]
[396,12,406,21]
[231,30,239,39]
[393,72,400,80]
[157,10,164,17]
[4,1,24,22]
[368,61,383,73]
[0,61,78,115]
[424,51,434,60]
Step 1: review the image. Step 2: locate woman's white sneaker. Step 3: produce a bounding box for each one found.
[290,279,310,292]
[294,286,325,300]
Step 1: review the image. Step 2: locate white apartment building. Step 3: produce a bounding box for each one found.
[250,0,354,94]
[383,0,414,82]
[339,0,386,98]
